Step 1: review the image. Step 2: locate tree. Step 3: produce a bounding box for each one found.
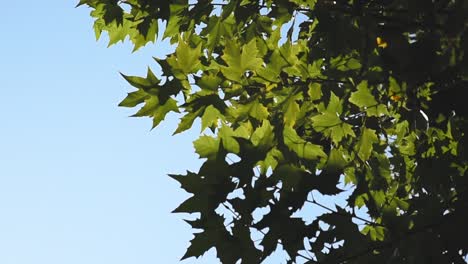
[78,0,468,263]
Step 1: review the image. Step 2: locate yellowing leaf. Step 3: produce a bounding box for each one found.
[376,37,388,48]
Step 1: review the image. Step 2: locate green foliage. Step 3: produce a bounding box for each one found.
[80,0,468,263]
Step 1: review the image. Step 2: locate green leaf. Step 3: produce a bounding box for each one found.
[349,81,377,109]
[257,148,283,174]
[271,164,305,191]
[119,90,149,107]
[235,99,269,121]
[150,98,179,128]
[283,95,301,127]
[251,120,275,151]
[167,37,202,74]
[181,231,215,259]
[201,105,224,131]
[221,40,263,82]
[121,68,159,91]
[103,3,123,25]
[326,148,347,172]
[132,96,179,128]
[312,112,341,130]
[218,127,240,154]
[197,73,222,91]
[193,135,219,160]
[283,127,326,160]
[308,83,322,101]
[174,108,204,135]
[356,128,378,161]
[349,81,388,117]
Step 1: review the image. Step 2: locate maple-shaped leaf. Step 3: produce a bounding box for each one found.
[250,120,275,151]
[118,89,148,108]
[349,81,388,117]
[120,68,159,92]
[169,171,204,195]
[173,108,204,135]
[193,135,219,160]
[201,105,224,131]
[257,148,283,174]
[312,93,355,145]
[181,230,215,260]
[130,96,179,128]
[218,125,240,154]
[196,73,222,91]
[103,3,123,25]
[283,127,327,160]
[271,164,305,191]
[167,37,202,75]
[131,17,158,51]
[283,94,301,127]
[316,148,347,195]
[349,81,377,108]
[356,128,378,161]
[221,40,263,82]
[234,99,269,121]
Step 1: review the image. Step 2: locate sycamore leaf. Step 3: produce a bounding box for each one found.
[221,40,263,82]
[103,3,123,25]
[326,92,342,114]
[218,125,240,154]
[181,231,215,260]
[326,148,347,171]
[169,171,204,194]
[283,127,326,160]
[312,112,341,130]
[312,108,355,145]
[163,3,186,40]
[201,105,224,131]
[356,128,378,161]
[235,99,269,121]
[119,89,149,107]
[121,68,159,91]
[257,148,283,174]
[132,96,179,128]
[197,73,222,91]
[150,98,179,128]
[167,37,202,74]
[132,17,158,51]
[308,83,322,101]
[174,108,204,135]
[193,135,219,160]
[271,164,305,191]
[349,81,388,116]
[349,81,377,108]
[283,95,301,127]
[250,120,275,151]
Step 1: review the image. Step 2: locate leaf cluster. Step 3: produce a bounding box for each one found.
[79,0,468,263]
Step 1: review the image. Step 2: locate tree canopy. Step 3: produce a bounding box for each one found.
[79,0,468,263]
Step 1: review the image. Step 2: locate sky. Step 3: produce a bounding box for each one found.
[0,2,355,264]
[0,2,220,263]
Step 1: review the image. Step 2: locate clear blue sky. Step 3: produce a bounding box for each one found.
[0,2,353,264]
[0,2,220,263]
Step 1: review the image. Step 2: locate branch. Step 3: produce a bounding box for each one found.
[306,197,382,227]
